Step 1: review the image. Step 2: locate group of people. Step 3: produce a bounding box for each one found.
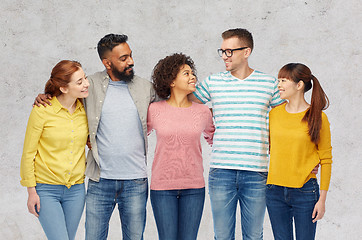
[20,28,332,240]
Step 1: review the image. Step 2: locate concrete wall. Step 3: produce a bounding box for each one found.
[1,0,361,239]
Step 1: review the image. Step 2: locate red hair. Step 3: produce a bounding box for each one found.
[44,60,82,97]
[278,63,329,144]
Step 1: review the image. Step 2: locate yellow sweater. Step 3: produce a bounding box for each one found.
[267,103,332,190]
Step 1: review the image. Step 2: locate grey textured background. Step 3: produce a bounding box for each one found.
[1,0,361,239]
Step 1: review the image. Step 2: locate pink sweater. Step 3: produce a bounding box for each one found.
[147,101,215,190]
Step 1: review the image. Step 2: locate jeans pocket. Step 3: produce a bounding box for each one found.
[256,171,268,179]
[209,167,219,175]
[297,179,318,193]
[266,184,274,190]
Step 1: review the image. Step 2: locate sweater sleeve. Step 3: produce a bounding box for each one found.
[20,107,45,187]
[318,112,332,190]
[147,104,154,135]
[203,107,215,146]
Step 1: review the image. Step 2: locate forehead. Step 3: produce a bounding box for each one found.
[108,43,132,58]
[179,64,192,71]
[69,68,84,82]
[221,37,243,49]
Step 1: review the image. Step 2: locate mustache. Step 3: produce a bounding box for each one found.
[125,65,134,71]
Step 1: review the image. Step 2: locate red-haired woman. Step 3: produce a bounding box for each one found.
[266,63,332,239]
[20,60,89,240]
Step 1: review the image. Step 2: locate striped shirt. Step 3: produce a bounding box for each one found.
[193,70,284,172]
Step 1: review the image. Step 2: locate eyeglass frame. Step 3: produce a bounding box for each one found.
[217,47,248,57]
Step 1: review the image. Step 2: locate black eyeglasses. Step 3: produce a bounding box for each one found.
[217,47,248,57]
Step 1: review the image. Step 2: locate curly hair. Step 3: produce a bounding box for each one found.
[152,53,196,99]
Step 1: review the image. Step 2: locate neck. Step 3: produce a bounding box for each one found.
[166,92,192,108]
[107,70,120,82]
[57,95,77,113]
[230,65,254,80]
[285,95,309,113]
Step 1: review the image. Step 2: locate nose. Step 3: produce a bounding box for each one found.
[84,78,90,87]
[222,53,229,61]
[127,56,134,66]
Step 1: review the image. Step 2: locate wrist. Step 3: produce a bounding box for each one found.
[27,187,37,195]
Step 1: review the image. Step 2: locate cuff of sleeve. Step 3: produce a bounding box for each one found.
[20,179,36,187]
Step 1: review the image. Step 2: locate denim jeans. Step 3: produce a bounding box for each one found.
[266,178,320,240]
[36,183,85,240]
[208,168,267,240]
[150,187,205,240]
[85,178,148,240]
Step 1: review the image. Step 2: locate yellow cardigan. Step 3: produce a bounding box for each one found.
[267,103,332,190]
[20,97,88,188]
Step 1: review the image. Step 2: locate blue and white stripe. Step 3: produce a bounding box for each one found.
[194,70,284,172]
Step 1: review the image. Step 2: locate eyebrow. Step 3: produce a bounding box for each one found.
[119,51,132,59]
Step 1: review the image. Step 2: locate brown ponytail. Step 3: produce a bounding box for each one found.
[44,60,82,97]
[278,63,329,144]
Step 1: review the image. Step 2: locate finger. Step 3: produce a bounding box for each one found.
[34,203,40,217]
[33,101,41,107]
[28,204,37,216]
[313,211,322,223]
[312,208,317,219]
[37,199,41,213]
[44,98,52,106]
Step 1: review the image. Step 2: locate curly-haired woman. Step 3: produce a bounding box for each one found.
[147,53,215,240]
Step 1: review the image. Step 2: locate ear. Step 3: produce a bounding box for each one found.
[102,58,112,70]
[60,86,68,94]
[244,47,252,58]
[297,80,304,91]
[170,82,175,87]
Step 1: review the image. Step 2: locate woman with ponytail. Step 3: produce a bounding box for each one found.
[266,63,332,239]
[20,60,89,240]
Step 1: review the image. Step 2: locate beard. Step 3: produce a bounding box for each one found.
[111,64,135,82]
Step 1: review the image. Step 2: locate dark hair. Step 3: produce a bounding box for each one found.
[222,28,254,52]
[152,53,196,99]
[97,34,128,60]
[278,63,330,144]
[44,60,82,97]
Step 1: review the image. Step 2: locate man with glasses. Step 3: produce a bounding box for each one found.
[190,28,284,239]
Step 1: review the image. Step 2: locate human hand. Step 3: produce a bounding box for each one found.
[311,164,320,174]
[27,187,40,217]
[86,136,92,150]
[312,197,325,223]
[33,93,52,107]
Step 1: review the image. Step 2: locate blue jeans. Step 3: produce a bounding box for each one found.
[208,168,267,240]
[36,183,85,240]
[150,188,205,240]
[85,178,148,240]
[266,178,320,240]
